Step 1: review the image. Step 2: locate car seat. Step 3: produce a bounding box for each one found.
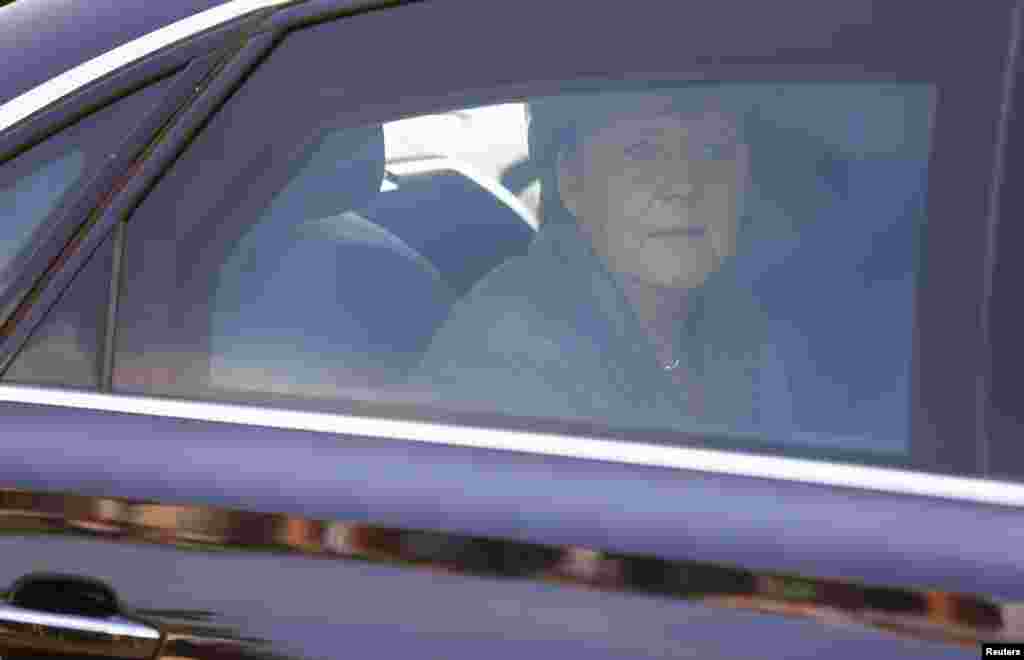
[359,164,535,297]
[208,125,456,396]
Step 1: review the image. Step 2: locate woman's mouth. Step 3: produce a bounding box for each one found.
[648,226,706,238]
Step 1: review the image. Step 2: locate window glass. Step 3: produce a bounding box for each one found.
[115,71,937,461]
[406,84,934,457]
[0,150,85,271]
[3,232,114,389]
[0,76,175,303]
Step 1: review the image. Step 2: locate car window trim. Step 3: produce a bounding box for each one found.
[0,53,224,372]
[0,0,298,137]
[0,69,204,336]
[0,15,257,165]
[989,14,1024,482]
[980,0,1024,478]
[0,6,279,349]
[95,34,282,390]
[3,382,1024,607]
[2,382,1023,510]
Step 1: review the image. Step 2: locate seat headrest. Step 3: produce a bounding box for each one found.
[287,125,386,219]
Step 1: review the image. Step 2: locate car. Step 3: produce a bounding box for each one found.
[1,0,1023,658]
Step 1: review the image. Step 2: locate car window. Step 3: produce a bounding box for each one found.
[0,75,175,307]
[115,103,536,394]
[0,150,85,271]
[113,69,937,465]
[3,232,114,389]
[408,84,934,458]
[112,0,1014,478]
[0,74,179,387]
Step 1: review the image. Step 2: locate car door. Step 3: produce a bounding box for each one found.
[2,1,1024,659]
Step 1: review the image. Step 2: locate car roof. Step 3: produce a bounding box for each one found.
[0,0,243,107]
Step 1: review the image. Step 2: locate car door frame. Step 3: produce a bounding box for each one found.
[0,3,279,375]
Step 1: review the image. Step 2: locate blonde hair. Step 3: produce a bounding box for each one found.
[529,87,755,228]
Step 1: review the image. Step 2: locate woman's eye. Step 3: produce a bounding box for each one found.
[625,141,662,160]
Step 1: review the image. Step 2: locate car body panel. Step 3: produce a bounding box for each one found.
[0,0,293,118]
[0,480,1017,658]
[5,384,1024,600]
[1,0,1022,658]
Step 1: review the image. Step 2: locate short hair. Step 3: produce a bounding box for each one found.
[527,86,755,227]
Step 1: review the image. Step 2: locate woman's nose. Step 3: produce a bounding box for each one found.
[659,166,696,198]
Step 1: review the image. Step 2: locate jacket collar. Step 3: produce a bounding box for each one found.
[529,221,691,413]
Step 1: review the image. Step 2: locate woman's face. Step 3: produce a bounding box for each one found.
[558,95,749,289]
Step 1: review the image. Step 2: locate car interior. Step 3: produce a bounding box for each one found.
[363,161,535,298]
[200,84,933,457]
[207,118,536,394]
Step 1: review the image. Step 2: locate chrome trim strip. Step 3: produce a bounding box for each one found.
[0,0,297,135]
[102,223,127,390]
[0,603,160,639]
[2,383,1024,508]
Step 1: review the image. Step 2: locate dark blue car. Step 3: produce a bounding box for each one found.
[1,0,1023,658]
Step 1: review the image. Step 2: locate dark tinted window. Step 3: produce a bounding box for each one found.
[3,232,114,389]
[0,74,178,388]
[0,149,84,274]
[0,75,175,308]
[113,0,1012,479]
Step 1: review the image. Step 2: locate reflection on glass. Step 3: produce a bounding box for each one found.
[0,487,1012,650]
[0,150,85,290]
[411,82,936,460]
[113,79,937,467]
[3,232,113,389]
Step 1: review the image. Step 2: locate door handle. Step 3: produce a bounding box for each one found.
[0,573,161,659]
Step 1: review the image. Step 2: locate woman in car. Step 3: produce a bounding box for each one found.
[410,88,794,436]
